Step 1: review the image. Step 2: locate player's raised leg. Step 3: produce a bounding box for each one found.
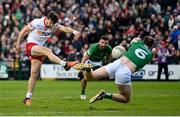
[83,66,108,81]
[31,45,79,70]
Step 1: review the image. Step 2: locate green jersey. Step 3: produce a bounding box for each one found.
[86,43,112,62]
[124,41,153,70]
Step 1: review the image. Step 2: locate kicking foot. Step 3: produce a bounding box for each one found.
[89,90,105,104]
[73,63,93,71]
[23,98,32,105]
[64,60,79,71]
[80,95,86,100]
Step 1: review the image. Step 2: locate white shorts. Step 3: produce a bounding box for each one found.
[104,59,132,85]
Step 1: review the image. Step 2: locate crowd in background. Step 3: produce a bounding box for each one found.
[0,0,180,69]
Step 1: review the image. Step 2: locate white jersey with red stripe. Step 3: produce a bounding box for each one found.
[27,17,59,46]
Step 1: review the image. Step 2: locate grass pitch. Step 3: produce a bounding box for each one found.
[0,80,180,116]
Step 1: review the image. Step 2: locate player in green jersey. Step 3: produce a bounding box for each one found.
[78,35,112,100]
[78,36,155,103]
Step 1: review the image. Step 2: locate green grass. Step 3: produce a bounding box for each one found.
[0,80,180,116]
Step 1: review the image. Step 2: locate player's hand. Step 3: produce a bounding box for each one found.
[152,48,156,54]
[73,30,81,39]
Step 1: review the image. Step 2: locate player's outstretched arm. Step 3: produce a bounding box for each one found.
[57,25,80,38]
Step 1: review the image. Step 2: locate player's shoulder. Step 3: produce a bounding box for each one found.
[30,17,45,26]
[106,44,112,51]
[107,44,112,49]
[87,43,98,53]
[90,43,99,48]
[32,17,45,22]
[130,37,142,45]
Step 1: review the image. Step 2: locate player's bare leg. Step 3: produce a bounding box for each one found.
[84,67,109,80]
[31,45,79,70]
[28,60,42,93]
[23,59,41,105]
[80,78,87,99]
[113,85,131,103]
[77,71,87,99]
[74,64,94,99]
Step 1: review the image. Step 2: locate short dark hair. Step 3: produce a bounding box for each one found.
[99,35,109,41]
[143,36,154,47]
[47,11,59,24]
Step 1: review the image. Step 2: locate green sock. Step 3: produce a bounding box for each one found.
[104,93,113,99]
[81,90,85,95]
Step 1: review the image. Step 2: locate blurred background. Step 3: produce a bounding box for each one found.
[0,0,179,80]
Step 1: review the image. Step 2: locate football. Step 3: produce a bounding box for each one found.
[111,45,126,59]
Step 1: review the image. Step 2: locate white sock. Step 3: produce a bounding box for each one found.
[60,60,66,66]
[26,92,32,99]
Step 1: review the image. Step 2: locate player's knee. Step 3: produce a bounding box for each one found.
[90,72,96,79]
[118,94,131,103]
[123,97,130,103]
[122,96,131,103]
[46,48,52,53]
[43,48,53,57]
[30,71,39,78]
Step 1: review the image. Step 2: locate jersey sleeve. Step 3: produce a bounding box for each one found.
[28,19,40,30]
[53,23,61,32]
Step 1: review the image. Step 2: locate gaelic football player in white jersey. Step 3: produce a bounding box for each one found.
[16,11,80,105]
